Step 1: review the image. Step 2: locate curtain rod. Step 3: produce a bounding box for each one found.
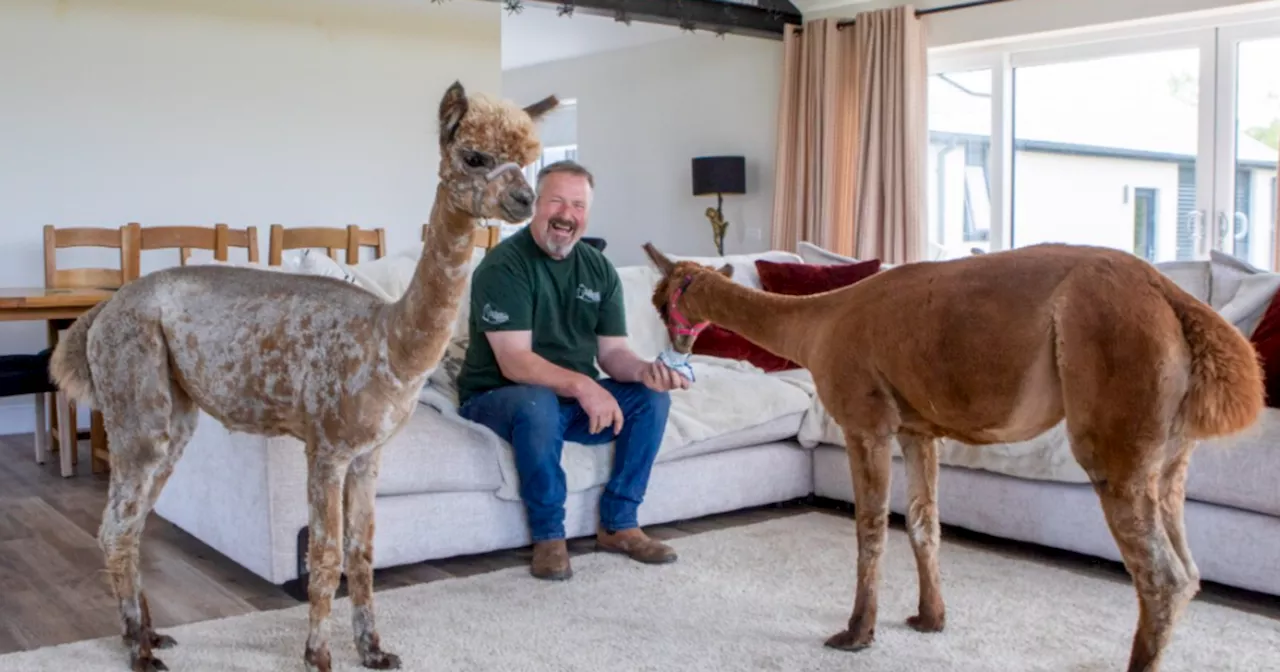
[792,0,1015,32]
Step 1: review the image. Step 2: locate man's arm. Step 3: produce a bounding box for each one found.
[596,336,650,383]
[486,330,596,398]
[488,330,626,435]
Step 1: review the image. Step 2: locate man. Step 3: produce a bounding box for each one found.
[456,159,690,581]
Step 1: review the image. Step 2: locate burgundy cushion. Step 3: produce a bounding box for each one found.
[754,257,882,295]
[691,324,799,372]
[690,257,882,372]
[1249,288,1280,407]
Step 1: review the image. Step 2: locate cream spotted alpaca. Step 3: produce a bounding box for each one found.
[49,81,557,672]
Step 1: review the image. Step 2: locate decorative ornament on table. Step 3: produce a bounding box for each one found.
[557,1,574,17]
[613,7,631,25]
[502,0,524,15]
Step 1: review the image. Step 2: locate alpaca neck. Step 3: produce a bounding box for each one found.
[682,271,825,367]
[387,183,476,379]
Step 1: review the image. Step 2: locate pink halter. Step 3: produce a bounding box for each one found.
[668,275,710,338]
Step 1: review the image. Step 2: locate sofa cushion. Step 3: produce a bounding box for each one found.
[1248,288,1280,407]
[668,250,804,289]
[1186,408,1280,517]
[417,355,815,501]
[756,257,881,295]
[691,324,798,372]
[1154,259,1210,304]
[376,404,507,496]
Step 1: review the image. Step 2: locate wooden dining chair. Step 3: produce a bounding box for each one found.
[422,223,502,250]
[135,222,259,266]
[43,223,140,476]
[267,224,386,266]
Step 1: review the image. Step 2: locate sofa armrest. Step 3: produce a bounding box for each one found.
[153,409,310,584]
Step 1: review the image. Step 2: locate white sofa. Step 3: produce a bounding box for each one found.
[153,242,1280,600]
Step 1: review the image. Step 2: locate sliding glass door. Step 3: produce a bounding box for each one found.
[927,12,1280,269]
[1213,20,1280,270]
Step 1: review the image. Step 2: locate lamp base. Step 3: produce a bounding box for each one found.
[704,194,729,256]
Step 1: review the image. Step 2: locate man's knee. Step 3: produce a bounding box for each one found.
[614,382,671,419]
[505,385,561,425]
[641,387,671,417]
[464,384,561,438]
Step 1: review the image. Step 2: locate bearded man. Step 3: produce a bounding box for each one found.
[455,160,691,581]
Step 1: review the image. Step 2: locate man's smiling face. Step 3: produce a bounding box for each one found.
[529,169,592,259]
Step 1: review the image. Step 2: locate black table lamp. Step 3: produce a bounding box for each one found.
[692,155,745,256]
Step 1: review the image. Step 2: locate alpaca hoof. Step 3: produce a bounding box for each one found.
[361,649,402,669]
[131,654,168,672]
[824,629,873,652]
[150,632,178,649]
[906,613,945,633]
[304,645,332,672]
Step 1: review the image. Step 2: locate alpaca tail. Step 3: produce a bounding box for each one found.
[1159,275,1265,439]
[49,300,107,408]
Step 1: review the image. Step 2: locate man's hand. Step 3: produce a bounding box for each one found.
[641,359,691,392]
[575,378,625,435]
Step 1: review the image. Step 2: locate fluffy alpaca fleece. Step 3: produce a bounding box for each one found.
[48,82,558,672]
[641,241,1264,672]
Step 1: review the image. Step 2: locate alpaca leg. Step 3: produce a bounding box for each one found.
[1158,439,1200,591]
[899,433,944,633]
[345,446,400,670]
[825,431,893,652]
[133,395,199,653]
[1091,467,1191,672]
[99,427,176,672]
[304,447,350,672]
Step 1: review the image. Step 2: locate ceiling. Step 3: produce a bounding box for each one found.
[501,4,690,70]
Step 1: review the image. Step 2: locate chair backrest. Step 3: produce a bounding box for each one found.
[268,224,386,266]
[422,223,502,250]
[136,223,259,266]
[43,224,140,289]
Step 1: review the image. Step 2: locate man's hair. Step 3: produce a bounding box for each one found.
[536,159,594,190]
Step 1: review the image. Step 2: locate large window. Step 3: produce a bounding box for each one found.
[929,11,1280,269]
[928,69,992,260]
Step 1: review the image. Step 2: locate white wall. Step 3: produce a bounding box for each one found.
[502,33,783,268]
[0,0,501,433]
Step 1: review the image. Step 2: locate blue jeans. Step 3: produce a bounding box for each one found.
[459,379,671,543]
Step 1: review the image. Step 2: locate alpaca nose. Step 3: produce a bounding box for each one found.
[510,187,534,209]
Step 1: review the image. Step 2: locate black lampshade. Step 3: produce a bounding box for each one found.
[691,156,745,196]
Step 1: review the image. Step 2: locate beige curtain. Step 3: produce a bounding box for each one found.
[770,6,927,265]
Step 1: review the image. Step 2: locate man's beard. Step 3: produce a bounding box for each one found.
[543,217,578,258]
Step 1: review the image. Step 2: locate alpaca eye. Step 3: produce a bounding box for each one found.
[463,151,491,169]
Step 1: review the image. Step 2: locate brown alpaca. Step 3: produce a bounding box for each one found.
[48,82,557,672]
[641,242,1264,672]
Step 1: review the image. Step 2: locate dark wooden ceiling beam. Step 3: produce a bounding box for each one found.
[481,0,803,40]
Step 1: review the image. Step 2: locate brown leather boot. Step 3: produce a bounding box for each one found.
[530,539,572,581]
[596,528,678,564]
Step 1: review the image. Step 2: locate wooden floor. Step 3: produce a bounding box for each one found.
[1,432,1276,656]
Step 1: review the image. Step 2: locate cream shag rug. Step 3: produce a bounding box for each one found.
[1,512,1274,671]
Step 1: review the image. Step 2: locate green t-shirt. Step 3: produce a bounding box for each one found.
[456,227,627,404]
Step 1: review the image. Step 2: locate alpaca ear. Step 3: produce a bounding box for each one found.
[439,80,468,147]
[642,242,675,275]
[523,94,559,121]
[717,263,734,278]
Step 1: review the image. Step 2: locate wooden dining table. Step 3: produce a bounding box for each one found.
[0,286,115,475]
[0,286,115,322]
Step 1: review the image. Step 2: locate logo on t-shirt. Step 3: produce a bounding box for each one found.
[576,283,601,303]
[481,303,509,325]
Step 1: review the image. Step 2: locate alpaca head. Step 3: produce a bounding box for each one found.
[436,80,558,226]
[642,242,733,353]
